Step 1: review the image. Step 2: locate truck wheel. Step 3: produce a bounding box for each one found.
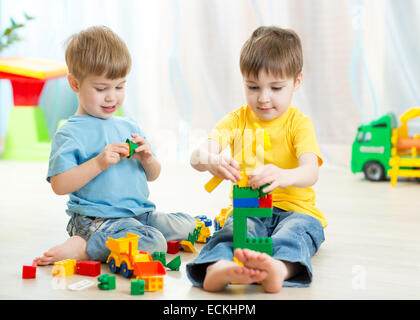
[120,262,133,278]
[363,161,385,181]
[108,258,119,274]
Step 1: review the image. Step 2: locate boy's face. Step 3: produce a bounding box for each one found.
[243,70,302,121]
[69,73,126,119]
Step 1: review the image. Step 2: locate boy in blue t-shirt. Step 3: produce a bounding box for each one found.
[34,26,196,265]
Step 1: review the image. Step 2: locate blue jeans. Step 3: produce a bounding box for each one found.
[186,208,325,288]
[67,211,196,262]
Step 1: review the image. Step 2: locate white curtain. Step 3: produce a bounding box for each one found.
[1,0,419,167]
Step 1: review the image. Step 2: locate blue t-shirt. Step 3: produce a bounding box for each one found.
[47,115,156,218]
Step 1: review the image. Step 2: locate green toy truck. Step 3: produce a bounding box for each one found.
[351,113,397,181]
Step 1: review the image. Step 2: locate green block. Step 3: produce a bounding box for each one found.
[97,274,116,290]
[246,237,273,256]
[125,138,139,158]
[233,207,273,256]
[130,279,145,295]
[233,207,272,218]
[166,255,181,271]
[232,185,260,199]
[259,184,271,197]
[2,107,51,161]
[153,252,166,267]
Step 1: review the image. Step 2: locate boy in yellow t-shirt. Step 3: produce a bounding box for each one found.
[186,26,326,293]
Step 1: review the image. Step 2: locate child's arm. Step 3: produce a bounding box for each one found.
[190,139,241,183]
[248,153,319,193]
[129,133,161,181]
[50,143,129,195]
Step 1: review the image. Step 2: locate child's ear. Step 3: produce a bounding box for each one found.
[67,74,81,93]
[293,72,303,92]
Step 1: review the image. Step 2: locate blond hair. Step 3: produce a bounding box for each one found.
[65,26,131,82]
[240,26,303,80]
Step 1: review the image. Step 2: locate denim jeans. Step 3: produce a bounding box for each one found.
[186,208,325,288]
[67,211,196,262]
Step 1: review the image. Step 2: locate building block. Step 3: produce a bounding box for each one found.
[195,215,212,227]
[180,240,195,253]
[166,256,181,271]
[167,240,180,254]
[97,274,116,290]
[124,138,140,158]
[22,262,37,279]
[68,279,95,291]
[131,279,145,295]
[152,252,166,267]
[232,185,259,199]
[236,172,250,188]
[204,176,223,193]
[75,261,101,277]
[259,194,273,208]
[52,259,76,277]
[233,197,260,208]
[142,276,164,291]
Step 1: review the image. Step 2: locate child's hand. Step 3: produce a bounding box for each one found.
[248,164,294,193]
[96,143,129,171]
[130,133,154,163]
[207,153,241,183]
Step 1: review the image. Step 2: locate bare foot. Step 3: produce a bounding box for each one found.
[34,236,89,265]
[203,259,267,292]
[234,248,289,293]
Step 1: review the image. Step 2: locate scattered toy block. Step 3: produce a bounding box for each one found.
[141,276,164,291]
[68,279,95,291]
[166,255,181,271]
[52,259,76,277]
[167,240,180,254]
[131,279,145,295]
[124,138,140,158]
[180,240,195,253]
[22,262,37,279]
[97,274,116,290]
[152,252,167,267]
[75,261,101,277]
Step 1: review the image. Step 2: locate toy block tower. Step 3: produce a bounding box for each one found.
[232,175,273,256]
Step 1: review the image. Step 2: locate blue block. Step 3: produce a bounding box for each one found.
[233,197,259,208]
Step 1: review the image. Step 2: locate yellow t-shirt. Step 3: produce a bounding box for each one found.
[210,105,327,228]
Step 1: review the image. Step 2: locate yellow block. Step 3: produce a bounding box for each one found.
[140,276,164,291]
[52,259,76,277]
[180,240,195,253]
[0,57,68,79]
[204,176,223,193]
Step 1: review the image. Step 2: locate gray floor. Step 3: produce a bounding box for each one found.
[1,161,420,300]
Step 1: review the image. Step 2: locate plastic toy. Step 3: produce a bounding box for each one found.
[106,232,153,278]
[131,279,145,295]
[97,274,116,290]
[68,279,95,291]
[52,259,77,277]
[22,262,37,279]
[166,255,181,271]
[167,240,180,254]
[180,240,195,253]
[152,252,166,267]
[75,261,101,277]
[141,276,164,291]
[232,175,273,256]
[0,57,67,160]
[122,138,140,159]
[351,107,420,186]
[214,208,230,231]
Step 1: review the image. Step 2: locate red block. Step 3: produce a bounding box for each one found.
[22,262,37,279]
[259,194,273,208]
[75,261,101,277]
[167,240,180,254]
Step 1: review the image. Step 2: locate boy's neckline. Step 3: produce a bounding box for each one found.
[71,114,115,121]
[246,105,292,126]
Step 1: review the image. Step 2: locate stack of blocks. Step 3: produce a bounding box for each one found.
[232,175,273,256]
